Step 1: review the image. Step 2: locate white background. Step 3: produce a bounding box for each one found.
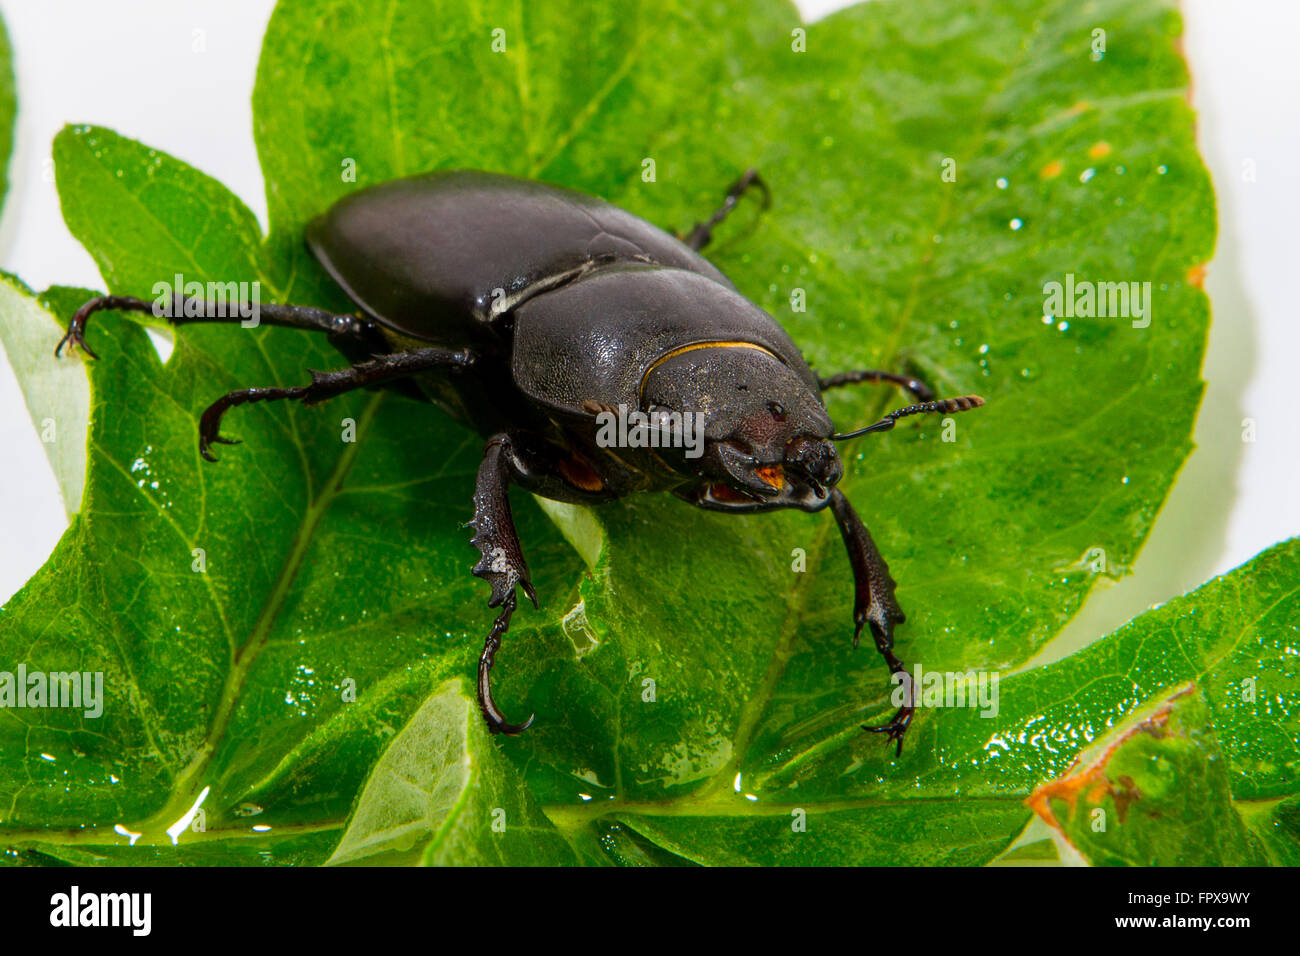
[0,1,1296,656]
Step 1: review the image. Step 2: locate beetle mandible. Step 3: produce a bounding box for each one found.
[56,169,983,754]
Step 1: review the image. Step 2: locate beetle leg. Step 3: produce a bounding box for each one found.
[54,293,383,361]
[827,487,914,756]
[683,168,770,251]
[196,347,475,460]
[470,434,538,735]
[818,368,935,403]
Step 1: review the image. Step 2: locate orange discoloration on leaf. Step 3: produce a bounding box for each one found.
[1039,159,1064,180]
[1088,140,1112,159]
[1027,763,1105,832]
[1026,683,1193,849]
[1187,263,1207,288]
[1084,779,1110,805]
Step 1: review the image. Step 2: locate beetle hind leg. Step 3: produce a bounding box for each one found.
[469,434,539,735]
[683,168,770,251]
[827,487,915,757]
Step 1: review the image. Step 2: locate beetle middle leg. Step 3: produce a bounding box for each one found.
[196,347,476,460]
[827,487,915,756]
[470,433,540,735]
[683,168,771,251]
[55,293,386,361]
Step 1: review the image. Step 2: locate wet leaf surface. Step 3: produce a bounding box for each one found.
[0,0,1258,866]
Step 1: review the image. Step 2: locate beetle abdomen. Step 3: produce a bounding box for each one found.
[306,170,732,346]
[510,264,818,417]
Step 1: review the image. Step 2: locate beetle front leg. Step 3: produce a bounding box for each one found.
[470,434,539,735]
[827,487,914,756]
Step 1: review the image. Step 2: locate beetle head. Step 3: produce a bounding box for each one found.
[641,345,840,511]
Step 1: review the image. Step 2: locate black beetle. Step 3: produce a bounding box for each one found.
[56,169,983,753]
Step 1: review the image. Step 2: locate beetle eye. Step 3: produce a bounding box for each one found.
[768,401,787,421]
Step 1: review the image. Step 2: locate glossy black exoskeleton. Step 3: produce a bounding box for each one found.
[57,169,983,752]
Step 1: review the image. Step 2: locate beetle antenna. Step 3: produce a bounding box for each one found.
[831,395,984,441]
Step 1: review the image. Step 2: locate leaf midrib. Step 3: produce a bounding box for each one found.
[134,393,387,833]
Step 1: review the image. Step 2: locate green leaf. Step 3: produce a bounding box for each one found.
[0,17,66,517]
[0,0,1235,866]
[0,278,90,517]
[588,538,1299,866]
[1026,686,1271,866]
[0,132,583,850]
[0,10,13,202]
[1014,537,1300,866]
[327,680,579,866]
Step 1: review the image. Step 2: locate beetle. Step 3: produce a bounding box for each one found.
[56,168,983,754]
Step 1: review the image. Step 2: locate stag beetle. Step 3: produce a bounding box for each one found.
[56,169,983,754]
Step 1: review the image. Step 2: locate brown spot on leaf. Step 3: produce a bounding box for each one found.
[1113,775,1142,824]
[1025,684,1193,850]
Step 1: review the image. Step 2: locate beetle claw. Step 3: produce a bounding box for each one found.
[198,433,240,463]
[863,705,914,757]
[197,394,244,462]
[477,593,536,736]
[54,299,104,360]
[54,327,98,361]
[486,710,536,736]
